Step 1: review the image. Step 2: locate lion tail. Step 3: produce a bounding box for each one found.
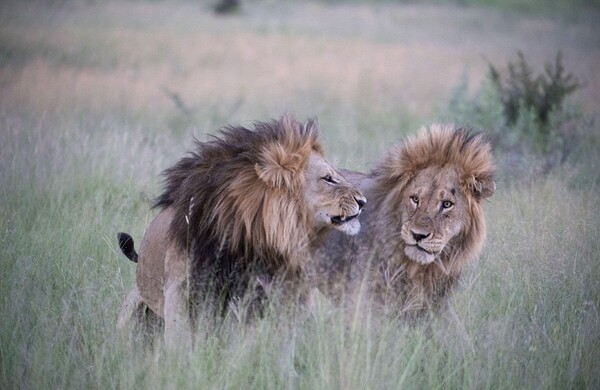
[117,232,138,263]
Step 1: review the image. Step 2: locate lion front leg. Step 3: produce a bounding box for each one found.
[117,285,145,332]
[163,245,194,353]
[117,285,164,349]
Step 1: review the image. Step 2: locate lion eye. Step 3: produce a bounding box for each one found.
[322,175,337,184]
[410,195,419,205]
[442,200,454,209]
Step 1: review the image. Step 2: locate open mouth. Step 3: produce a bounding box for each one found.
[330,213,360,225]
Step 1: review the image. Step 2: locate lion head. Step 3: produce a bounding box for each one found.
[397,163,489,266]
[367,124,495,307]
[155,114,366,281]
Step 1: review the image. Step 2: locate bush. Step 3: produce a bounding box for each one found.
[488,51,579,143]
[445,51,592,179]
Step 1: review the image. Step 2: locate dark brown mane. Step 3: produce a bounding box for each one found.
[154,115,323,301]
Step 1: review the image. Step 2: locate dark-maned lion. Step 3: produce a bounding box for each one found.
[117,115,366,349]
[316,124,495,317]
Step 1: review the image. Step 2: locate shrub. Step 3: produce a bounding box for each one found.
[445,51,591,179]
[488,51,580,146]
[214,0,241,15]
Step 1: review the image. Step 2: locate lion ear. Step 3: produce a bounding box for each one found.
[255,144,305,189]
[466,175,496,200]
[255,163,292,189]
[479,179,496,199]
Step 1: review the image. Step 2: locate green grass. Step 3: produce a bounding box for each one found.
[1,1,599,388]
[438,0,600,15]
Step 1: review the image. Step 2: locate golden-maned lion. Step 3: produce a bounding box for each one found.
[117,115,366,349]
[316,124,495,317]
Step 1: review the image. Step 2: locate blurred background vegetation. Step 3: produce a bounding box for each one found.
[1,0,599,388]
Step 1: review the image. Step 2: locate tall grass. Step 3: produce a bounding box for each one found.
[1,1,599,388]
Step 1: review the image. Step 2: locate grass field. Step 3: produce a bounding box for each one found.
[1,1,599,388]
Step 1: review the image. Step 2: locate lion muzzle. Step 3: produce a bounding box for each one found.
[400,224,446,265]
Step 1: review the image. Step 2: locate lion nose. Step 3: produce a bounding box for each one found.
[411,230,431,242]
[355,197,366,210]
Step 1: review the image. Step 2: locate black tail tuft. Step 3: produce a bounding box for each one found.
[117,232,138,263]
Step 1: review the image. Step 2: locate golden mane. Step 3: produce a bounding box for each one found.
[369,124,495,309]
[155,115,324,293]
[373,124,495,200]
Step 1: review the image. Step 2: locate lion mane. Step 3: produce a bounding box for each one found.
[154,115,326,299]
[317,124,495,314]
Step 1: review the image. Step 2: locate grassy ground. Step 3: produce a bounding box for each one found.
[1,1,599,388]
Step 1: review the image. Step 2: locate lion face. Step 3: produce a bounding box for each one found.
[398,165,469,265]
[305,152,366,236]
